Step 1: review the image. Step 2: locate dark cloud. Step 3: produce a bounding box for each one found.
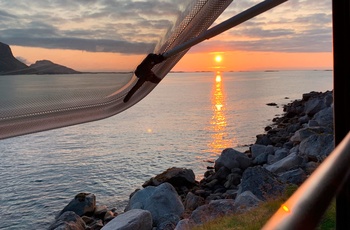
[233,27,295,38]
[207,0,332,53]
[0,35,154,54]
[0,0,189,53]
[0,0,332,54]
[193,27,332,53]
[0,10,17,19]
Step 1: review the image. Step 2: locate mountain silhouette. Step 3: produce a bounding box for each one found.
[0,42,80,75]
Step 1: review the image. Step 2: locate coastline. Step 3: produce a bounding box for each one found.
[50,90,334,230]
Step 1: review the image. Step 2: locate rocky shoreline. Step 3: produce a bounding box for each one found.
[49,90,334,230]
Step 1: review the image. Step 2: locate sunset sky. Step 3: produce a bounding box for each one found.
[0,0,332,72]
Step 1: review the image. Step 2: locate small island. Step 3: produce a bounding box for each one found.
[0,42,80,75]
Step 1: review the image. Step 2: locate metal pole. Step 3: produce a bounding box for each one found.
[333,0,350,229]
[262,132,350,230]
[162,0,288,59]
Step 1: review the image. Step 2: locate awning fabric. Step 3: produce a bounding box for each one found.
[0,0,232,139]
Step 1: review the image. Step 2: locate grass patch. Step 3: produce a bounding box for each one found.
[192,185,335,230]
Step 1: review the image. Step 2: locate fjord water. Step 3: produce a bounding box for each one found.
[0,71,332,229]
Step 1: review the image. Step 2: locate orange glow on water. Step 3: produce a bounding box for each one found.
[207,72,234,156]
[147,128,153,133]
[215,72,222,82]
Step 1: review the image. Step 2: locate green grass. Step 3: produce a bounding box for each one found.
[192,185,336,230]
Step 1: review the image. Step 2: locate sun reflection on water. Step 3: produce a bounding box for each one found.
[207,72,235,157]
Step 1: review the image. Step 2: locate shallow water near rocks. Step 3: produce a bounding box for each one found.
[0,71,332,229]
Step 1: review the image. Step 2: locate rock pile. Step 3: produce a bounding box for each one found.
[50,90,334,230]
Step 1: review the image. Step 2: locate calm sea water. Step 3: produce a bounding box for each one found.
[0,71,332,229]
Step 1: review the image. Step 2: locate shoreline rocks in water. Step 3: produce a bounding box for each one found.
[50,90,334,230]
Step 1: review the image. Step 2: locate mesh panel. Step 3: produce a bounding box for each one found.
[0,0,232,139]
[153,0,233,77]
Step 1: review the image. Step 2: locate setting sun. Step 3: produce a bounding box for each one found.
[215,72,222,82]
[215,55,222,63]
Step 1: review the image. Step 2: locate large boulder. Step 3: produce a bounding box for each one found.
[312,107,333,129]
[250,145,274,158]
[267,148,289,164]
[189,199,236,225]
[299,134,334,161]
[255,134,273,146]
[238,166,285,200]
[251,145,275,165]
[58,193,96,217]
[265,152,304,174]
[125,182,184,228]
[290,127,320,143]
[184,192,205,212]
[234,191,261,213]
[49,211,86,230]
[304,94,326,116]
[175,219,193,230]
[214,148,251,171]
[142,167,196,194]
[278,168,307,185]
[101,209,152,230]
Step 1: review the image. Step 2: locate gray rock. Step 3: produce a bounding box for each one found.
[222,189,238,199]
[324,92,333,107]
[278,168,307,185]
[174,219,194,230]
[251,145,275,165]
[81,216,94,225]
[283,141,294,149]
[265,152,303,174]
[94,205,108,219]
[234,191,261,213]
[213,166,231,181]
[250,144,268,158]
[287,123,302,133]
[303,161,319,174]
[290,127,318,143]
[299,134,334,161]
[289,146,299,154]
[298,114,310,124]
[205,178,219,188]
[49,211,86,230]
[304,96,326,116]
[104,210,116,223]
[224,173,241,189]
[89,219,104,230]
[308,120,319,127]
[312,107,333,128]
[214,148,251,171]
[101,209,152,230]
[142,167,196,189]
[189,199,236,225]
[125,182,184,227]
[267,154,275,165]
[253,152,268,165]
[238,166,285,200]
[255,134,273,145]
[184,192,205,212]
[268,148,289,164]
[157,214,181,230]
[58,193,96,217]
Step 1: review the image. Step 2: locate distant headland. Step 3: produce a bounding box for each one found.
[0,42,80,75]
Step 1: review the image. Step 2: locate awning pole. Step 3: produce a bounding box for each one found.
[162,0,288,59]
[333,0,350,229]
